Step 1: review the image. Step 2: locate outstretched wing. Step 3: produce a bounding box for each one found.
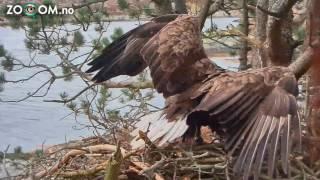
[140,15,209,97]
[187,67,301,179]
[86,14,178,82]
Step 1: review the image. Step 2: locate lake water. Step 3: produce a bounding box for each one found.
[0,18,238,152]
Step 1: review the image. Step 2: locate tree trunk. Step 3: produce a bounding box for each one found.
[174,0,187,14]
[308,0,320,163]
[255,0,297,67]
[239,0,249,70]
[199,0,211,30]
[255,0,269,67]
[266,5,294,66]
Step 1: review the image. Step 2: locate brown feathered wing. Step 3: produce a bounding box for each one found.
[140,15,209,97]
[86,14,179,82]
[187,67,301,179]
[130,15,301,180]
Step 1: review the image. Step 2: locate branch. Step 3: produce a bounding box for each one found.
[58,162,108,178]
[256,0,298,18]
[289,0,320,79]
[199,0,212,30]
[255,0,268,67]
[265,0,299,66]
[100,80,154,89]
[289,47,313,79]
[256,5,283,18]
[35,144,126,179]
[104,142,123,180]
[207,0,224,16]
[43,84,96,103]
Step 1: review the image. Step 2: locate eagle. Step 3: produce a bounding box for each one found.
[86,15,301,179]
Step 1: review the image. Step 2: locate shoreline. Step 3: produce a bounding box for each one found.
[0,15,238,26]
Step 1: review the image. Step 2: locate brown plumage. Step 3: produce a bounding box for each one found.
[87,15,301,179]
[86,14,179,82]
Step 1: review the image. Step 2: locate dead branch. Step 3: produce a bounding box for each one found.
[289,47,313,79]
[57,162,108,178]
[199,0,212,30]
[104,142,123,180]
[35,144,126,179]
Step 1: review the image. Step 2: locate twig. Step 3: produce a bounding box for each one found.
[1,145,11,180]
[35,144,126,178]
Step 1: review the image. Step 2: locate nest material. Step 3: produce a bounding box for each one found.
[14,128,319,180]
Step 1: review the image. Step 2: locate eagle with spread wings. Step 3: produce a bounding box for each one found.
[86,15,301,179]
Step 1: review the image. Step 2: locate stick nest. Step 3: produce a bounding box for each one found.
[14,128,320,180]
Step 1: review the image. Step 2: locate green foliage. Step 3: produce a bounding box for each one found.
[0,45,6,57]
[93,12,103,23]
[60,92,69,100]
[43,0,54,6]
[229,50,237,56]
[27,20,41,36]
[101,37,110,48]
[0,72,5,83]
[67,102,77,112]
[97,86,111,111]
[111,28,124,41]
[14,146,22,154]
[40,15,61,27]
[60,37,68,46]
[0,0,156,138]
[7,16,23,29]
[0,44,5,91]
[0,72,5,92]
[294,26,305,41]
[74,31,85,47]
[117,0,129,10]
[75,7,91,25]
[92,39,102,52]
[1,3,23,29]
[0,5,6,17]
[24,39,36,51]
[128,9,141,18]
[120,88,138,101]
[34,149,44,158]
[62,65,73,81]
[143,5,153,16]
[1,55,14,71]
[80,99,91,110]
[107,110,120,120]
[80,99,91,115]
[92,37,111,57]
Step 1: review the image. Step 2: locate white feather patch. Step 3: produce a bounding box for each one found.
[130,111,189,149]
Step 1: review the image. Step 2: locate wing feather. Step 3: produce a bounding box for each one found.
[187,70,300,179]
[86,15,179,82]
[140,15,208,97]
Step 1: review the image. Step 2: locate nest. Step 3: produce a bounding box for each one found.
[13,128,320,180]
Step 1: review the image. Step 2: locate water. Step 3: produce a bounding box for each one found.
[0,18,238,152]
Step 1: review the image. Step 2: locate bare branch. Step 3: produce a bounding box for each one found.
[289,47,313,79]
[100,81,153,89]
[44,84,96,103]
[199,0,212,30]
